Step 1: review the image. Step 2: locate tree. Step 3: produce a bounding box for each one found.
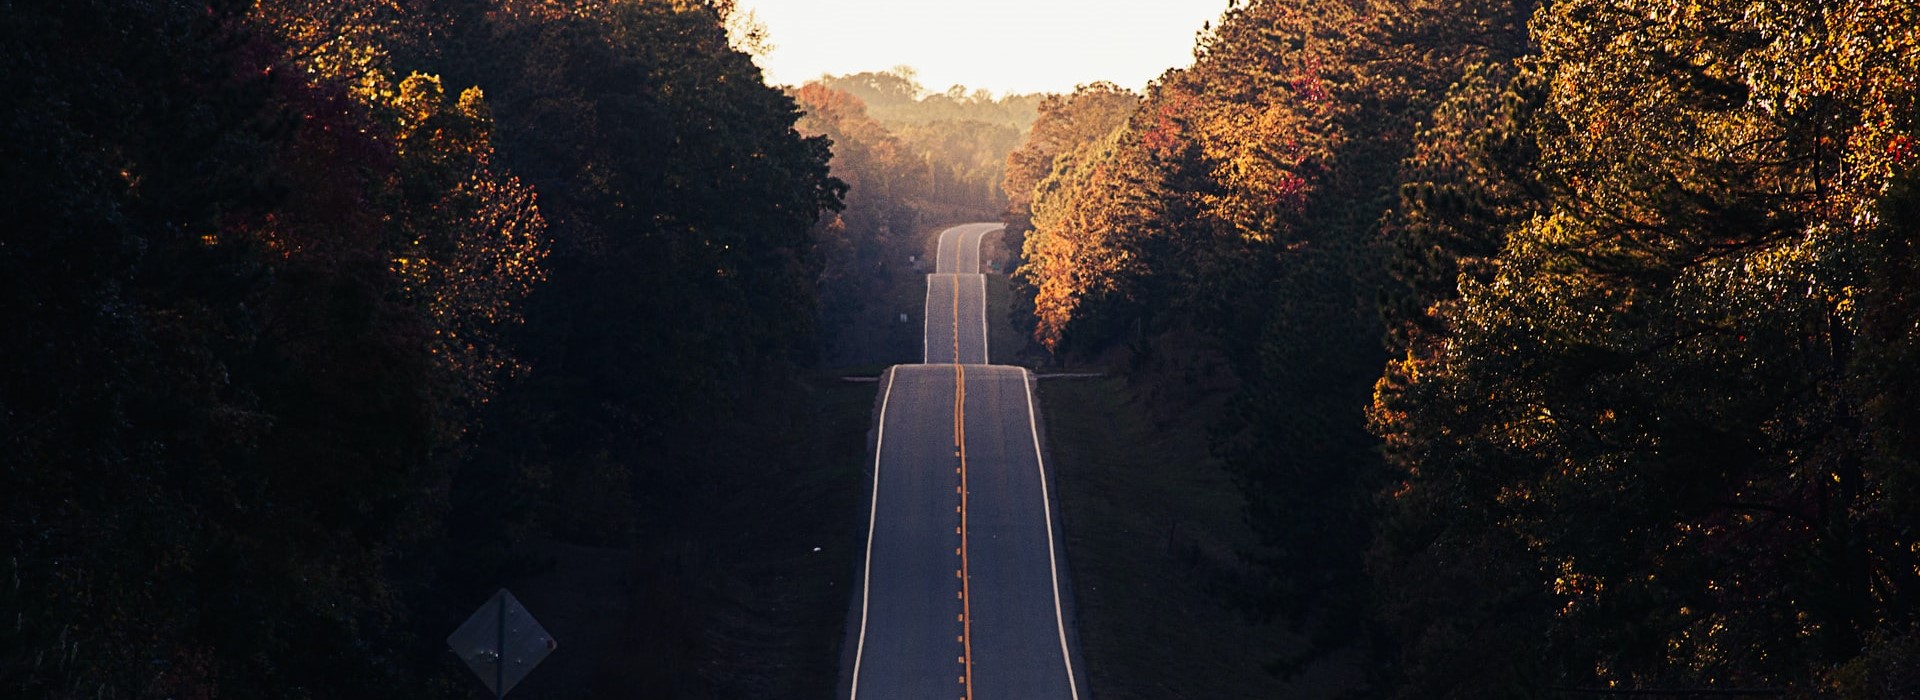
[1369,0,1920,694]
[2,1,840,696]
[1003,83,1140,231]
[792,82,911,363]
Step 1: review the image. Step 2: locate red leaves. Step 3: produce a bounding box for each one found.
[1265,170,1310,211]
[1140,98,1190,159]
[794,82,870,125]
[1289,57,1331,103]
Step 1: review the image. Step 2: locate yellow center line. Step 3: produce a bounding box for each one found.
[956,363,973,697]
[953,273,974,698]
[956,272,967,362]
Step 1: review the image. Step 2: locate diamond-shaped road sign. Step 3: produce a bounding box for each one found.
[448,589,556,698]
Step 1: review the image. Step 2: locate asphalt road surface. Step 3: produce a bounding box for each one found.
[934,222,997,274]
[847,224,1083,699]
[923,273,989,365]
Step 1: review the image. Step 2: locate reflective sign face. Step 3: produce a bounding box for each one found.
[448,589,556,696]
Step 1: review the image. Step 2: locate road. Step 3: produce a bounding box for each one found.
[933,222,997,274]
[925,222,993,364]
[923,274,989,365]
[847,224,1084,699]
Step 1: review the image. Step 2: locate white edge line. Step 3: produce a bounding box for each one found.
[973,224,988,273]
[1021,368,1081,700]
[939,226,956,274]
[921,276,932,364]
[966,226,978,274]
[849,367,899,700]
[978,273,989,364]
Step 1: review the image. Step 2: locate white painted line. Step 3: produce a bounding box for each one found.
[939,225,959,274]
[977,273,989,364]
[922,276,932,364]
[966,226,979,273]
[973,225,990,272]
[975,226,1006,276]
[850,367,900,700]
[1020,368,1080,700]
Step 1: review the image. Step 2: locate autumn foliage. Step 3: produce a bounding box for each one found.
[793,70,1041,363]
[2,1,838,697]
[1005,0,1920,694]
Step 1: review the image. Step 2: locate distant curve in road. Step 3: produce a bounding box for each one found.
[847,223,1083,700]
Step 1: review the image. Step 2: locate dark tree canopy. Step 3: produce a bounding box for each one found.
[1001,0,1920,695]
[1,1,839,697]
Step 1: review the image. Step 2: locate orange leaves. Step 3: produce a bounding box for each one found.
[1021,125,1158,350]
[393,72,444,128]
[794,82,871,127]
[1167,0,1362,245]
[1003,84,1140,218]
[1536,0,1920,236]
[1138,99,1188,159]
[385,76,548,405]
[1023,228,1082,351]
[1013,0,1405,350]
[792,82,909,198]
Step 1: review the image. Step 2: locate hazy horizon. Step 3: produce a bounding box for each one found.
[734,0,1229,95]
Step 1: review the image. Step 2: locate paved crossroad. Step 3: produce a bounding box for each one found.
[846,224,1084,699]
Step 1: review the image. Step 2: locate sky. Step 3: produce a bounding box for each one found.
[731,0,1231,96]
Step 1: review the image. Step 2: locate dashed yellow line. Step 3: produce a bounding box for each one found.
[953,276,973,698]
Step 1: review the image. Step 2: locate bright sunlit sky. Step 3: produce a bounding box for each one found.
[733,0,1230,96]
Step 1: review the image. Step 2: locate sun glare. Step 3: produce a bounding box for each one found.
[735,0,1229,94]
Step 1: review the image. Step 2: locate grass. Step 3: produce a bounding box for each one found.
[975,221,1350,696]
[506,372,877,699]
[1038,376,1362,699]
[682,371,876,697]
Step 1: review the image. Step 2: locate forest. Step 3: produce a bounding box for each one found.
[7,0,1918,697]
[1,0,861,696]
[792,68,1040,364]
[1004,0,1918,696]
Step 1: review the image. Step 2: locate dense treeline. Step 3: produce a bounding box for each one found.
[795,71,1037,363]
[2,1,840,697]
[1373,1,1920,694]
[791,82,923,363]
[1006,0,1918,695]
[821,68,1041,131]
[998,82,1142,352]
[819,69,1039,216]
